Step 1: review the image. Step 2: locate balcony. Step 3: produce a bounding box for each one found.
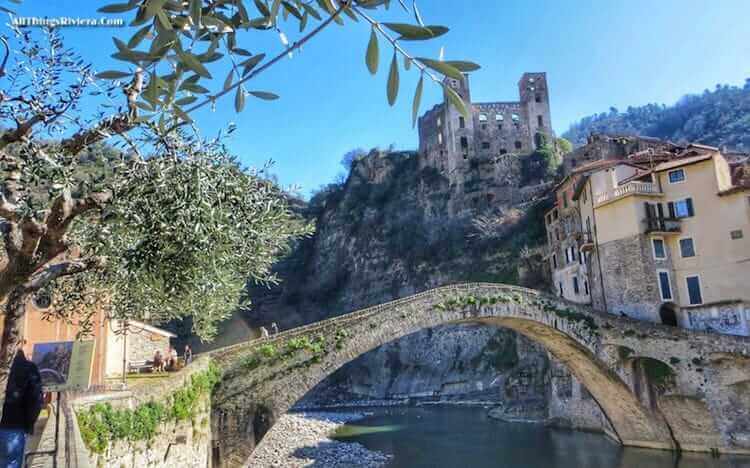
[594,182,662,206]
[580,231,595,251]
[644,216,681,234]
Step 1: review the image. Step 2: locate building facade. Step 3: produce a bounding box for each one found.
[418,72,554,176]
[545,141,750,336]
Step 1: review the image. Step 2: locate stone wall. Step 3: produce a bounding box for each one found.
[589,233,677,322]
[71,358,213,468]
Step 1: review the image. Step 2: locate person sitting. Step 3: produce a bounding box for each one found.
[166,347,178,371]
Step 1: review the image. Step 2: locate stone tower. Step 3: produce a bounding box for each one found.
[518,72,553,147]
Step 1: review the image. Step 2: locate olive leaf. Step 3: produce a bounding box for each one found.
[235,86,245,112]
[366,27,379,75]
[387,51,399,106]
[249,91,279,100]
[381,23,448,41]
[412,74,423,127]
[444,85,468,118]
[416,57,463,80]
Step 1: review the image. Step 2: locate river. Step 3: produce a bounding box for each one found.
[331,406,750,468]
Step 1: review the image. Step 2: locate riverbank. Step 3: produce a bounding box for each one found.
[248,412,392,467]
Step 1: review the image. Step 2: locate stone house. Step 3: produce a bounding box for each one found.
[104,319,177,378]
[545,141,750,335]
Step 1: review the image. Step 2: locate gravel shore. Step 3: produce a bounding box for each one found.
[248,412,392,467]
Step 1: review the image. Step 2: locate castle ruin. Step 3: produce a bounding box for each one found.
[418,72,554,175]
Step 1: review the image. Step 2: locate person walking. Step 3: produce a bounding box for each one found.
[184,345,193,365]
[270,322,279,335]
[0,348,43,468]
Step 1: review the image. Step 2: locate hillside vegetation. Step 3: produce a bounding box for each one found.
[563,81,750,150]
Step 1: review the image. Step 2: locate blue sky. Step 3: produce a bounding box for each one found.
[6,1,750,196]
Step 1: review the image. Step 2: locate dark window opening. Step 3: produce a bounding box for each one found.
[459,116,465,129]
[679,238,696,258]
[499,149,507,155]
[535,93,542,103]
[552,254,558,269]
[686,276,703,305]
[658,271,672,301]
[573,277,580,294]
[460,137,468,149]
[584,280,589,295]
[537,115,544,127]
[659,303,678,327]
[482,141,490,150]
[558,282,564,296]
[515,141,522,150]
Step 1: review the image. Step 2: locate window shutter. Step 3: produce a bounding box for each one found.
[657,203,664,218]
[686,198,694,217]
[644,202,653,219]
[667,202,676,218]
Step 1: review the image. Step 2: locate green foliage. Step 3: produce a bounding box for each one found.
[65,134,312,341]
[77,364,220,454]
[95,0,477,129]
[641,358,675,389]
[521,134,561,185]
[556,137,573,154]
[563,83,750,149]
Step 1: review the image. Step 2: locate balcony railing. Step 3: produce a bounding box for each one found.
[644,216,681,234]
[594,182,661,206]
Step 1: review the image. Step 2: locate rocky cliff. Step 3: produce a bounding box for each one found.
[245,149,562,413]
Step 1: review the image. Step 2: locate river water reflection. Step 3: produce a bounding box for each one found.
[332,406,750,468]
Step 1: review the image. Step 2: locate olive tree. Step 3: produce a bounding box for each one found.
[0,0,477,399]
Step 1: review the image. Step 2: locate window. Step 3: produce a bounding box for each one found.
[679,238,696,258]
[459,116,465,129]
[565,248,570,264]
[585,217,591,234]
[511,113,520,122]
[438,132,443,145]
[515,141,522,150]
[537,115,544,127]
[584,280,589,295]
[668,169,686,184]
[669,198,694,218]
[570,246,577,262]
[657,270,673,301]
[552,254,558,269]
[573,277,580,294]
[482,141,490,150]
[495,114,504,122]
[571,159,577,168]
[437,117,442,127]
[478,113,488,122]
[535,93,542,103]
[731,229,743,240]
[686,275,703,305]
[558,282,564,296]
[651,238,666,259]
[460,136,468,149]
[499,148,507,155]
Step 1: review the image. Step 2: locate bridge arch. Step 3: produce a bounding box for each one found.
[208,284,700,466]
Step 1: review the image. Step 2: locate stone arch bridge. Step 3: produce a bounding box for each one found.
[208,283,750,467]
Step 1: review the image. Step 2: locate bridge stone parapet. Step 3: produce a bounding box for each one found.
[207,283,750,467]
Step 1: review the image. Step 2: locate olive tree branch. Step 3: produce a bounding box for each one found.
[181,1,349,115]
[351,4,443,85]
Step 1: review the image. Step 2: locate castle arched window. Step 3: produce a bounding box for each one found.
[478,113,488,122]
[481,141,490,150]
[511,113,520,122]
[535,93,542,103]
[459,116,465,129]
[529,77,535,83]
[495,114,504,121]
[515,140,522,150]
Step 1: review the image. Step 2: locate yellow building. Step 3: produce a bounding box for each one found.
[545,143,750,336]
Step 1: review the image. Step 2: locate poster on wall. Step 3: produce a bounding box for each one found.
[31,340,95,391]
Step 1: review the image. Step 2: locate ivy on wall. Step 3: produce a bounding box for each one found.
[77,363,221,454]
